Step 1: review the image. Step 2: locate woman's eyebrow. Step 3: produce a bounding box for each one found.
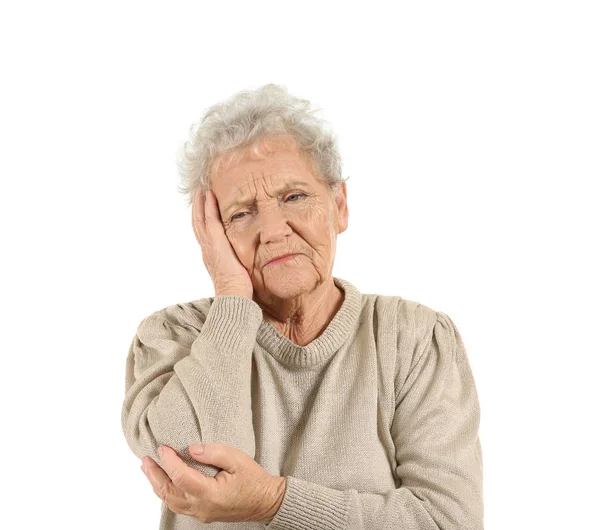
[223,180,309,216]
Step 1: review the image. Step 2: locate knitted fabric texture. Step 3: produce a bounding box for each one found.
[121,276,484,529]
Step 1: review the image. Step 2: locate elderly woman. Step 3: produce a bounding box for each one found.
[121,83,484,530]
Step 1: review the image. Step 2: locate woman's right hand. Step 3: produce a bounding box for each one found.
[192,189,254,299]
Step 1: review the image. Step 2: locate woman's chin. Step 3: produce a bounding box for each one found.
[262,270,315,299]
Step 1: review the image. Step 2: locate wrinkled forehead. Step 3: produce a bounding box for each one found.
[212,148,325,205]
[217,174,320,220]
[214,145,312,182]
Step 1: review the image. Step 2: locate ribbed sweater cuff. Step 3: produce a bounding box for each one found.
[196,295,263,352]
[266,475,351,530]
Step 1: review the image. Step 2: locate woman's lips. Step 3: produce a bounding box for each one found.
[267,253,299,265]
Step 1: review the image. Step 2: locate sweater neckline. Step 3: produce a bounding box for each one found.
[255,277,362,368]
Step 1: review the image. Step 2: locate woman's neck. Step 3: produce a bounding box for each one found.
[256,279,345,346]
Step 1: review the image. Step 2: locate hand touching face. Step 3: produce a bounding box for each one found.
[210,137,348,302]
[191,188,254,298]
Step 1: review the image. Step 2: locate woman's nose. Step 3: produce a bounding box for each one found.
[257,206,293,245]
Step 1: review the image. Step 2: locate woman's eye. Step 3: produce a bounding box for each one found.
[231,194,305,221]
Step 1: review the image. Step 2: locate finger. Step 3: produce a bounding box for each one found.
[190,443,245,474]
[192,189,207,243]
[204,191,227,239]
[142,457,181,506]
[204,189,214,222]
[143,460,196,517]
[159,446,210,494]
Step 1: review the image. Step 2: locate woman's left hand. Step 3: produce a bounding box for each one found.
[140,443,287,524]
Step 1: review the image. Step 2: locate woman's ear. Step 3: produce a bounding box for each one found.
[333,182,349,234]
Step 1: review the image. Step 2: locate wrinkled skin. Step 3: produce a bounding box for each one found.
[141,444,287,524]
[145,135,351,524]
[207,134,349,345]
[192,187,255,298]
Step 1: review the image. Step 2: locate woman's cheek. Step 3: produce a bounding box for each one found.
[304,205,329,232]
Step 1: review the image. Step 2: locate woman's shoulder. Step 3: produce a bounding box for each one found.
[361,291,441,341]
[362,291,440,322]
[360,293,453,387]
[135,296,215,336]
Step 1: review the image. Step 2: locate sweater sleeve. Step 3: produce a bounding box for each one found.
[120,295,263,477]
[265,310,484,530]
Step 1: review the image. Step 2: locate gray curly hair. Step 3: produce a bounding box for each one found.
[176,83,348,208]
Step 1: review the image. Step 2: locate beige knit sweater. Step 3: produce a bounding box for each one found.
[121,277,484,529]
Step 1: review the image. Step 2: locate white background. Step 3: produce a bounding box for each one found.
[1,1,598,528]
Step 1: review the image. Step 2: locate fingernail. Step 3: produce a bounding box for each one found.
[158,446,165,455]
[190,444,204,454]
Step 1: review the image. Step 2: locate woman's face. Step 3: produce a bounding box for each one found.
[210,137,348,302]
